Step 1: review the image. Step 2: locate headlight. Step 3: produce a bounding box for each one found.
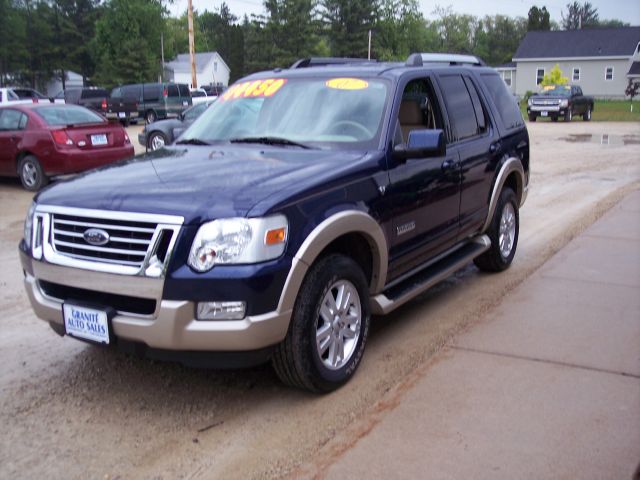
[559,99,569,108]
[188,215,288,272]
[23,202,36,250]
[527,98,532,106]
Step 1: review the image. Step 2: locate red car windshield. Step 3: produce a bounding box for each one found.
[34,106,106,126]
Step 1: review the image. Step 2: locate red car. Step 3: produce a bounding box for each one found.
[0,103,134,190]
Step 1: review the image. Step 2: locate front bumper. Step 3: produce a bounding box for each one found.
[20,249,292,353]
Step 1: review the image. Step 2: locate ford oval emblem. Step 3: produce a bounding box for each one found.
[83,228,110,246]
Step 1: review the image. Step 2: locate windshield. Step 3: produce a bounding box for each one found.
[540,85,571,96]
[35,105,106,126]
[181,76,389,149]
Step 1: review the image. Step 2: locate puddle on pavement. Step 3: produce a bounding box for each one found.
[559,134,640,145]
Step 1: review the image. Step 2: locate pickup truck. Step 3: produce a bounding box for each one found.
[101,87,140,124]
[20,54,530,393]
[527,84,594,122]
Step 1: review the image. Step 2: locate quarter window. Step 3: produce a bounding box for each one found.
[481,73,524,130]
[572,68,580,81]
[536,68,545,85]
[605,67,614,81]
[0,109,25,131]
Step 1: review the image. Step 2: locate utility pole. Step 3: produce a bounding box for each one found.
[368,30,372,60]
[160,32,165,82]
[188,0,197,88]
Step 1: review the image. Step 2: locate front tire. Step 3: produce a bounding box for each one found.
[474,187,519,272]
[18,155,48,191]
[148,131,167,151]
[272,254,370,393]
[564,108,573,122]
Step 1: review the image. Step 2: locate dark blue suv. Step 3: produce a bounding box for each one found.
[20,54,529,392]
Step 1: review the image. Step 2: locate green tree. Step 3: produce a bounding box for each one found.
[561,2,599,29]
[0,0,28,86]
[322,0,380,57]
[92,0,165,88]
[541,64,569,86]
[374,0,433,61]
[475,15,527,66]
[431,6,478,54]
[527,6,550,31]
[198,3,245,81]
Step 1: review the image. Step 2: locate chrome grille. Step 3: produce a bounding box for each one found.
[35,206,184,277]
[52,214,156,267]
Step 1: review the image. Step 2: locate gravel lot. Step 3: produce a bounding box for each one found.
[1,121,639,479]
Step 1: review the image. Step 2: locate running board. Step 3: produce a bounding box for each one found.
[370,235,491,315]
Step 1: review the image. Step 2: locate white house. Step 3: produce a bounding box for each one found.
[164,52,230,89]
[499,27,640,99]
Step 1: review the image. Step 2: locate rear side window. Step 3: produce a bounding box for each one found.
[143,84,161,102]
[480,73,523,130]
[167,84,179,97]
[178,84,190,97]
[438,74,480,142]
[0,109,25,130]
[122,85,141,100]
[81,89,108,99]
[110,87,122,99]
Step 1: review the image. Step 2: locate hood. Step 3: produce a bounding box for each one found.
[36,145,368,224]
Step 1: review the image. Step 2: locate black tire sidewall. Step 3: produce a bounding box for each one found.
[295,255,370,391]
[491,188,519,268]
[146,110,157,124]
[148,132,166,150]
[18,156,46,191]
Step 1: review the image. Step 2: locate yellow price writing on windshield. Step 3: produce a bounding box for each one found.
[325,78,369,90]
[221,79,287,101]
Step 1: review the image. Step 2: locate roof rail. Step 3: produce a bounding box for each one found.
[406,53,485,67]
[290,57,378,69]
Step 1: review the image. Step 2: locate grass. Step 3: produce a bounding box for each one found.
[519,100,640,122]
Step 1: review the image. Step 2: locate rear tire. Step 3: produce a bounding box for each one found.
[474,187,519,272]
[583,107,592,121]
[272,254,370,393]
[528,114,536,122]
[18,155,48,191]
[145,110,157,124]
[551,116,558,122]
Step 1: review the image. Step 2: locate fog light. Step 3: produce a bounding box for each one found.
[196,301,246,320]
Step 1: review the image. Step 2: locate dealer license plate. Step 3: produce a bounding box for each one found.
[118,111,126,118]
[541,111,548,117]
[63,304,110,344]
[91,134,108,146]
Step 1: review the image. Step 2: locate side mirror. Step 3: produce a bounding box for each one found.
[393,129,446,161]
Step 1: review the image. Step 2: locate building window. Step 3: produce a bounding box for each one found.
[503,70,512,87]
[536,68,545,85]
[572,68,580,81]
[605,67,613,81]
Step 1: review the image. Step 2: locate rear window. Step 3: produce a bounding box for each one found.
[81,89,108,99]
[480,73,524,130]
[167,84,179,97]
[34,106,105,126]
[178,84,190,97]
[122,85,141,100]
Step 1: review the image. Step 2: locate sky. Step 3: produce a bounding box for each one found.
[169,0,640,25]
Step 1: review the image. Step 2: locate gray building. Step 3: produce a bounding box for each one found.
[505,27,640,99]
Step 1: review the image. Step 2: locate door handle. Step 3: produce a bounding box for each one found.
[441,158,456,172]
[490,142,502,154]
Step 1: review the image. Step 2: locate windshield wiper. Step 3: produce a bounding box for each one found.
[175,138,212,146]
[229,136,313,149]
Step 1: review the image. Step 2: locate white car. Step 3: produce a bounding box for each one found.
[0,88,32,106]
[190,88,212,105]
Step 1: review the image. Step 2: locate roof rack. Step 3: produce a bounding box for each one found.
[405,53,485,67]
[290,57,378,69]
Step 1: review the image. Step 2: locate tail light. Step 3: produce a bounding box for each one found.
[32,98,38,103]
[101,99,107,110]
[51,129,74,146]
[124,133,131,144]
